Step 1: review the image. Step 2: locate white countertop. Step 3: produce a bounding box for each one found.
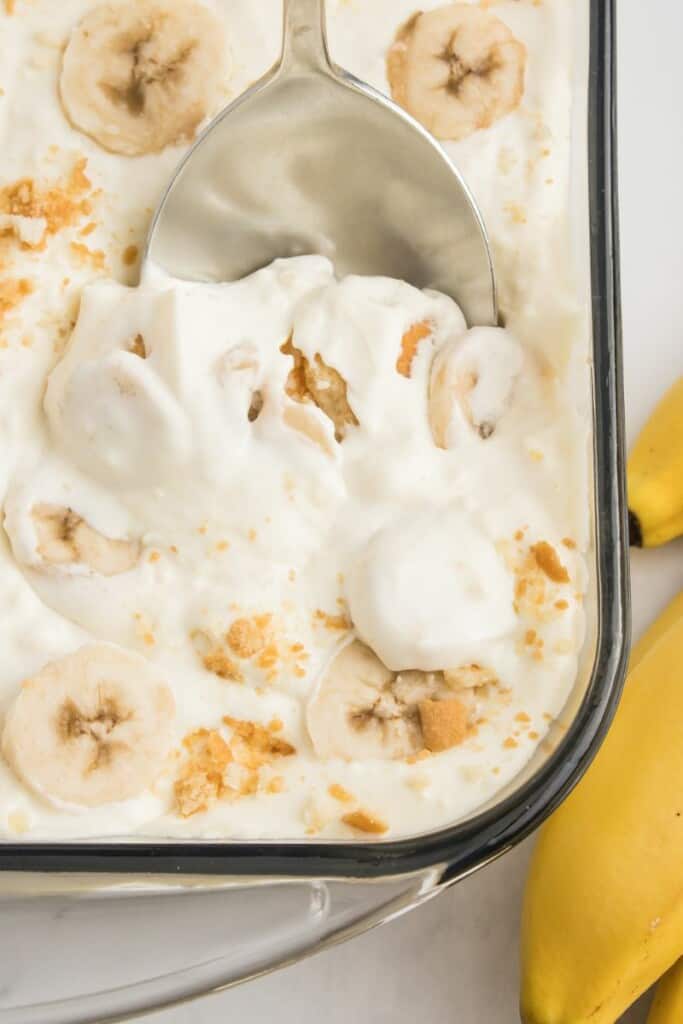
[149,0,683,1021]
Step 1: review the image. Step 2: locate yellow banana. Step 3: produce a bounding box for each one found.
[520,608,683,1024]
[628,376,683,547]
[636,594,683,1023]
[630,590,683,671]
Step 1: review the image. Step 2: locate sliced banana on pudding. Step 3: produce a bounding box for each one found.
[2,644,175,808]
[59,0,230,156]
[429,327,524,448]
[387,5,526,141]
[46,349,193,487]
[32,503,140,576]
[307,640,475,760]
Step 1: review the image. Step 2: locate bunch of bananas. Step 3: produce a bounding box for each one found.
[521,378,683,1023]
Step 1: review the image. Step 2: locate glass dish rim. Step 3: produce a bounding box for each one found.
[0,0,628,882]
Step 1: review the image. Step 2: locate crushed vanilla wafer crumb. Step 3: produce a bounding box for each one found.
[396,320,431,377]
[531,541,570,583]
[342,809,388,835]
[328,783,354,803]
[419,698,472,752]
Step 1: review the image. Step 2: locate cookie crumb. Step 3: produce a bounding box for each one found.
[531,541,570,583]
[419,698,471,752]
[313,608,351,631]
[0,277,33,325]
[203,647,243,682]
[342,809,388,835]
[396,320,431,377]
[329,783,354,803]
[69,241,106,270]
[175,729,232,817]
[227,616,267,658]
[405,748,431,764]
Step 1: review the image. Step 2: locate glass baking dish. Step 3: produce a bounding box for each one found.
[0,0,627,1020]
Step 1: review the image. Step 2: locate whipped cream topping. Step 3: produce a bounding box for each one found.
[0,0,590,840]
[347,507,517,672]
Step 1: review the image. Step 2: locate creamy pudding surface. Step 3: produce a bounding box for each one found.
[0,0,589,840]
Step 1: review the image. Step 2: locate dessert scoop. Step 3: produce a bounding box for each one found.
[145,0,497,326]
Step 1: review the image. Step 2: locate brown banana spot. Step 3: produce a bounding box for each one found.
[247,389,264,422]
[58,695,132,774]
[32,504,140,575]
[440,32,498,97]
[128,333,146,357]
[100,33,197,117]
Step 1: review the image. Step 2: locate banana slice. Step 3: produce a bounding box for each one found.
[2,644,175,808]
[46,349,193,487]
[307,640,473,760]
[59,0,230,156]
[387,5,526,141]
[32,504,140,575]
[429,327,523,448]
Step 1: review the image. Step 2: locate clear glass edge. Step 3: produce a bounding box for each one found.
[0,3,630,1020]
[0,0,629,886]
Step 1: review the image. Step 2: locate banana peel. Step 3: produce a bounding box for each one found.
[640,597,683,1023]
[628,377,683,547]
[520,601,683,1024]
[630,591,683,671]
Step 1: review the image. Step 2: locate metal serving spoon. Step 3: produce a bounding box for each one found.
[145,0,497,326]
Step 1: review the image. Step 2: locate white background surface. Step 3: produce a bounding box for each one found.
[145,1,683,1021]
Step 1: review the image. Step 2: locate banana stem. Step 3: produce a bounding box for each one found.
[280,0,331,72]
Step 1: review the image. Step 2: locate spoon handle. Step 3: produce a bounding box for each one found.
[281,0,331,71]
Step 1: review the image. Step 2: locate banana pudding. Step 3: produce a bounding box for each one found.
[0,0,589,840]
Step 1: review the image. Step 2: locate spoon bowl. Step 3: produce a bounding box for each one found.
[145,0,497,326]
